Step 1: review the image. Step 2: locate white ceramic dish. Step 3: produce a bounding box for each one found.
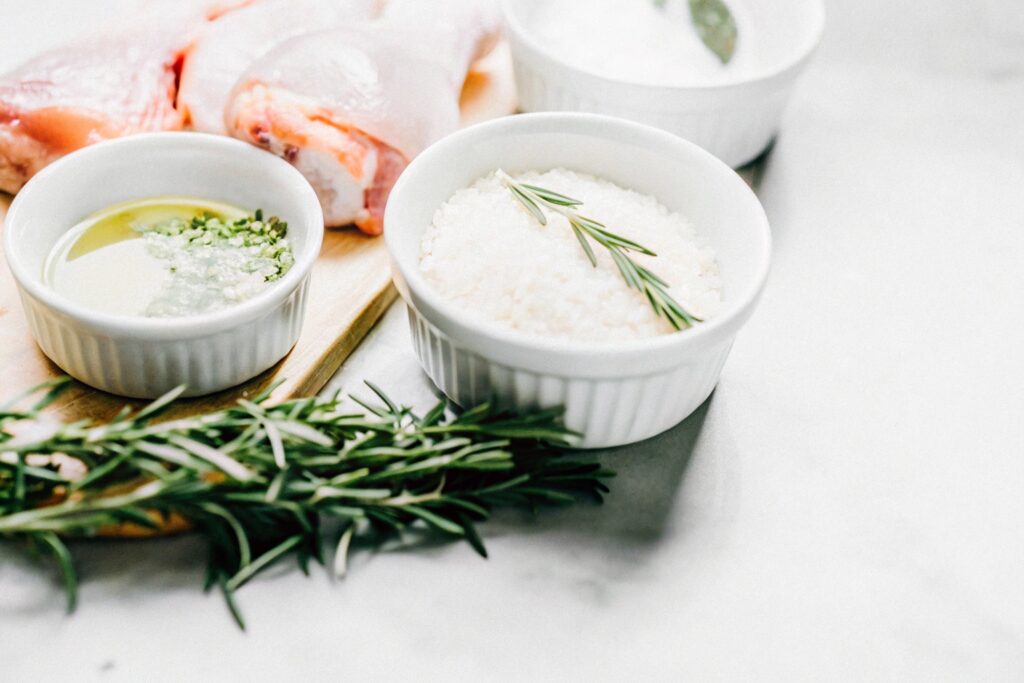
[502,0,825,168]
[385,113,771,448]
[3,133,323,398]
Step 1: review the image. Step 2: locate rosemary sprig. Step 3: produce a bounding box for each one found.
[0,379,613,629]
[497,170,702,330]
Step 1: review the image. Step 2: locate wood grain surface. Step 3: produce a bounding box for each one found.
[0,43,517,423]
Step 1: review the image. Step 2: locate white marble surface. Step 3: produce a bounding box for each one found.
[2,1,1024,680]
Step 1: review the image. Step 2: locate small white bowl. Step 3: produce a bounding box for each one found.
[385,113,770,448]
[502,0,825,168]
[3,133,323,398]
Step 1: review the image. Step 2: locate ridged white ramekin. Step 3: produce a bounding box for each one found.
[3,133,323,398]
[502,0,825,168]
[385,113,771,448]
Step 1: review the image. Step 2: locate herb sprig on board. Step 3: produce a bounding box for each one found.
[0,378,612,628]
[497,170,702,330]
[655,0,738,64]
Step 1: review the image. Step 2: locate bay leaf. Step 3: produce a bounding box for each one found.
[688,0,737,64]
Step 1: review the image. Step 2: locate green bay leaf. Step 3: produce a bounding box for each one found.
[688,0,737,64]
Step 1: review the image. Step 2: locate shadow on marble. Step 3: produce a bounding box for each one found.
[1,533,209,616]
[356,394,715,575]
[488,395,711,541]
[736,141,774,192]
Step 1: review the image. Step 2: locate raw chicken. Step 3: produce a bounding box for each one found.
[178,0,384,136]
[0,1,251,194]
[225,0,501,235]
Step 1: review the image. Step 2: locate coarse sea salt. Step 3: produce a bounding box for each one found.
[419,168,722,343]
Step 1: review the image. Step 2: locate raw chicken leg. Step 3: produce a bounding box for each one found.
[178,0,384,135]
[0,1,251,194]
[225,0,501,235]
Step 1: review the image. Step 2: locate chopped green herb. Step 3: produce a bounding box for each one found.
[141,211,294,282]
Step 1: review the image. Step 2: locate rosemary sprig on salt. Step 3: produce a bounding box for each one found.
[497,169,702,331]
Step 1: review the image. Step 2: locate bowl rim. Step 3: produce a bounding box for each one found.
[3,132,324,341]
[500,0,826,92]
[384,112,772,362]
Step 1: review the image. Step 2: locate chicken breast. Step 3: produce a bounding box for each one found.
[225,0,501,235]
[0,1,251,194]
[178,0,384,136]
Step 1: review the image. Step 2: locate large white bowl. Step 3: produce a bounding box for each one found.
[502,0,825,168]
[3,133,323,398]
[385,113,771,448]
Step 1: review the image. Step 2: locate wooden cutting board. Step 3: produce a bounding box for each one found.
[0,43,517,423]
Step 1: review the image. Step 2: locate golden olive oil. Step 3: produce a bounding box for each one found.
[45,197,248,317]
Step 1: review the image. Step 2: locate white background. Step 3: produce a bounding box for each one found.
[1,0,1023,680]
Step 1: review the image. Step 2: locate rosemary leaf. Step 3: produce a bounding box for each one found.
[226,535,302,592]
[219,577,246,630]
[570,222,599,267]
[132,384,188,423]
[403,505,465,536]
[459,515,488,558]
[511,186,547,225]
[169,435,258,482]
[200,502,252,568]
[37,531,77,613]
[520,183,583,207]
[261,419,287,469]
[333,523,355,578]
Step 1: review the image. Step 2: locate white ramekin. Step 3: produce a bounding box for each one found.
[385,113,771,448]
[3,133,323,398]
[502,0,825,168]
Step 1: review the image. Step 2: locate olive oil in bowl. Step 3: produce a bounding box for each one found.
[44,197,293,318]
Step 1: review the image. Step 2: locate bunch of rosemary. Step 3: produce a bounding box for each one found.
[0,378,612,628]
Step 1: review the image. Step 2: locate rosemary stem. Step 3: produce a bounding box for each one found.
[497,169,702,329]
